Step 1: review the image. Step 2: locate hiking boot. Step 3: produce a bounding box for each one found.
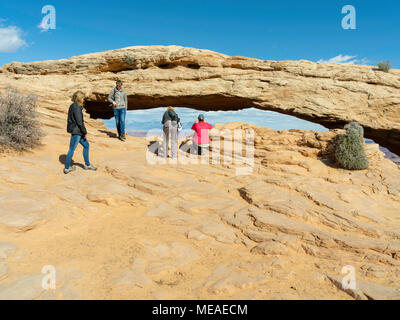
[121,134,126,141]
[84,164,97,171]
[63,166,76,174]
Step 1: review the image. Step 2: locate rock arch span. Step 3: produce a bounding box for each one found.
[2,45,400,154]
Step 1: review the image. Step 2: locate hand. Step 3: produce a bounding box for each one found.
[195,119,199,123]
[83,135,87,140]
[113,102,117,108]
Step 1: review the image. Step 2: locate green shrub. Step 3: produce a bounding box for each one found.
[377,60,391,72]
[334,122,369,170]
[0,87,44,152]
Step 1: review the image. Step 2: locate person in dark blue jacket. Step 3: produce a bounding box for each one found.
[64,91,97,174]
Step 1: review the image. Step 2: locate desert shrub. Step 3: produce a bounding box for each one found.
[334,122,369,170]
[377,60,391,73]
[0,87,44,152]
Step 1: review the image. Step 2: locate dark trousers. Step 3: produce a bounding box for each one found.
[193,143,206,155]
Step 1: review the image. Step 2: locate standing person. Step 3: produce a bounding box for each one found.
[161,106,179,159]
[64,91,97,174]
[191,114,213,156]
[108,79,128,141]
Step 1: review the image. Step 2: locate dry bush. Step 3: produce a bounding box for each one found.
[377,60,391,73]
[0,87,44,152]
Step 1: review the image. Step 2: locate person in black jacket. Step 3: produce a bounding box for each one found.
[64,91,97,174]
[161,106,179,158]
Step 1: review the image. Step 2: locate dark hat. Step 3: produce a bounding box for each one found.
[198,114,205,121]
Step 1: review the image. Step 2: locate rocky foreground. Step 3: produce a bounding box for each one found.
[0,47,400,300]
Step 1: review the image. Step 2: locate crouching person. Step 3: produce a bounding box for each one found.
[64,91,97,174]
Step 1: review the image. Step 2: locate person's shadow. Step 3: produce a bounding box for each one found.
[98,129,118,138]
[59,154,85,169]
[147,141,160,156]
[179,141,194,154]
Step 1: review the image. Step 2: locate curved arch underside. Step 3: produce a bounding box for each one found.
[84,93,400,155]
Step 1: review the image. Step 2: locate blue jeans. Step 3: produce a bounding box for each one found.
[65,135,90,169]
[114,108,126,137]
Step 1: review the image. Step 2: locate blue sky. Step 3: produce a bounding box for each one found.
[0,0,398,67]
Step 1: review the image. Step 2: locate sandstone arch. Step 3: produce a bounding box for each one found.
[2,45,399,154]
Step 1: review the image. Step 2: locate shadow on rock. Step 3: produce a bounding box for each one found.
[98,129,118,139]
[58,154,85,169]
[148,141,160,156]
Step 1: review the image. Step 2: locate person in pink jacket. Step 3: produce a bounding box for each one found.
[191,114,213,155]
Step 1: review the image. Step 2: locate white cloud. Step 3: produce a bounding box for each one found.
[318,54,369,65]
[357,58,370,65]
[0,25,27,52]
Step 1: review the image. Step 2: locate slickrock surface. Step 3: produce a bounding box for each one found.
[1,45,400,154]
[0,47,399,299]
